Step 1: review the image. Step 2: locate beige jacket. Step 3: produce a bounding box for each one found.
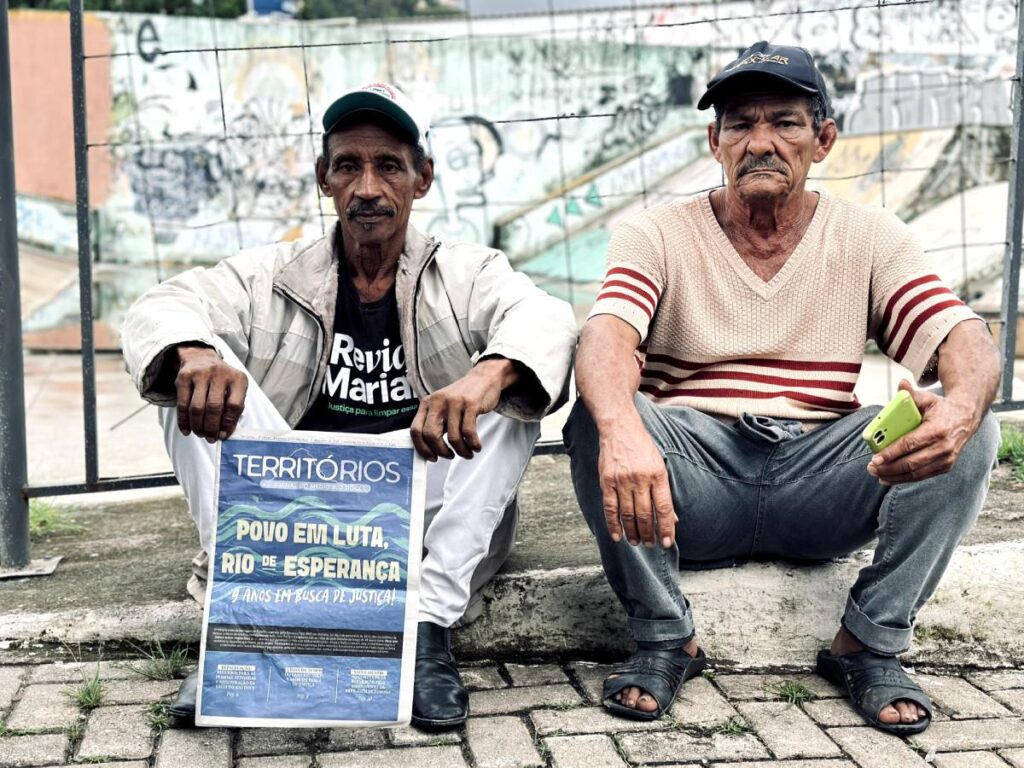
[122,224,577,426]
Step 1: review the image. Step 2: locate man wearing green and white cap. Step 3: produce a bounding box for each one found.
[123,82,577,729]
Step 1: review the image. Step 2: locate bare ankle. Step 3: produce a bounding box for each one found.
[830,627,865,657]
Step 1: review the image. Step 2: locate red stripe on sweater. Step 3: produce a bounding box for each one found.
[882,285,958,351]
[643,353,862,374]
[595,291,653,320]
[878,274,941,338]
[606,266,661,299]
[642,368,857,392]
[600,279,657,308]
[639,383,861,410]
[893,299,965,363]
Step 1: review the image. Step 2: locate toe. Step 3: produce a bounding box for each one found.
[895,701,918,723]
[636,692,659,713]
[878,704,901,724]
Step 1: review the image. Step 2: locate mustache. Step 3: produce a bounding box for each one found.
[346,202,396,219]
[738,156,788,176]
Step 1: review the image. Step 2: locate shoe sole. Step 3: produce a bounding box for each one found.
[410,713,467,731]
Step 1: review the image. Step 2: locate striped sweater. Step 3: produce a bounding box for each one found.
[589,190,979,422]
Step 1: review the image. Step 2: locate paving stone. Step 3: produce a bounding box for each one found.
[568,662,616,705]
[506,664,568,687]
[932,751,1013,768]
[916,675,1014,719]
[715,674,843,701]
[0,733,68,767]
[0,666,28,712]
[544,734,626,768]
[827,726,928,768]
[617,729,771,763]
[325,727,388,751]
[466,715,543,768]
[992,689,1024,715]
[803,699,865,727]
[710,761,855,768]
[670,677,739,727]
[154,728,232,768]
[6,683,81,731]
[318,745,467,767]
[966,672,1024,692]
[77,705,152,761]
[236,728,315,756]
[29,661,136,684]
[1001,748,1024,768]
[912,719,1024,751]
[531,706,672,736]
[37,763,148,768]
[389,725,462,746]
[736,701,842,759]
[237,756,311,768]
[101,678,179,706]
[469,683,581,716]
[461,666,508,690]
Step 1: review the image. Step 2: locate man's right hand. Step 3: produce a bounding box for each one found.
[597,422,677,549]
[173,344,248,442]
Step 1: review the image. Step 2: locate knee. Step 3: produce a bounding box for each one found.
[954,411,1000,484]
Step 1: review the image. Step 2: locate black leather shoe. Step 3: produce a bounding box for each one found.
[411,621,468,730]
[168,669,198,728]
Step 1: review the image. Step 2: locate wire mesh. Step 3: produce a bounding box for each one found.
[9,0,1024,490]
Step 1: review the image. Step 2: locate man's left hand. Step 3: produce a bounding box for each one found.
[410,357,519,461]
[867,379,980,485]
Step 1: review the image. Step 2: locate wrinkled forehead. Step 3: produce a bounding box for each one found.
[717,89,814,119]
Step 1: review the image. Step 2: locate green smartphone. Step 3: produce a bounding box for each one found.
[862,390,923,453]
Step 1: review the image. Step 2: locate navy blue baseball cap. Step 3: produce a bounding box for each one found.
[697,41,831,112]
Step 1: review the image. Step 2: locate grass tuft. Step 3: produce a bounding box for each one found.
[146,701,171,731]
[28,500,82,540]
[712,715,753,736]
[66,668,106,711]
[128,642,191,681]
[767,680,817,705]
[998,424,1024,483]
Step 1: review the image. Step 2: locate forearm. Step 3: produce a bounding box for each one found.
[936,319,1001,423]
[472,355,521,392]
[575,316,643,434]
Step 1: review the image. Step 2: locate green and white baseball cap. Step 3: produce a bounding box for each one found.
[322,82,430,144]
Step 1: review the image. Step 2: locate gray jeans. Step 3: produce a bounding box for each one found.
[563,394,1000,655]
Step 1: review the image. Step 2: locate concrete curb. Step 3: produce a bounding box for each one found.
[4,542,1022,669]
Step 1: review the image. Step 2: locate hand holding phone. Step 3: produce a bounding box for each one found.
[862,390,923,453]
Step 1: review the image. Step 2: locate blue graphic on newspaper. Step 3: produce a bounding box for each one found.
[196,431,425,727]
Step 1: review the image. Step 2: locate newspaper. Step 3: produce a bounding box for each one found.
[195,429,426,728]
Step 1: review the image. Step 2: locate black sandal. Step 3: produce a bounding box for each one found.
[816,649,932,735]
[602,647,707,721]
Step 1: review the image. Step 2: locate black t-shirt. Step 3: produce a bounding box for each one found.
[296,267,419,434]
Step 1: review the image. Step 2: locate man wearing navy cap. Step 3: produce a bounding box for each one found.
[565,42,1000,733]
[123,82,577,729]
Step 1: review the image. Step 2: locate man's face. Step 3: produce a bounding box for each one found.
[316,120,433,248]
[708,92,836,204]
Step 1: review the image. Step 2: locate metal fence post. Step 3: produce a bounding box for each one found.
[70,0,99,484]
[0,0,30,569]
[1000,2,1024,402]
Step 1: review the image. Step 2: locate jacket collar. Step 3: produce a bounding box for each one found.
[274,220,439,304]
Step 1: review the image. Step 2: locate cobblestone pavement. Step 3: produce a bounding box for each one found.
[2,657,1024,768]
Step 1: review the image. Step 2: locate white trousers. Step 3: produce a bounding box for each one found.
[161,344,539,628]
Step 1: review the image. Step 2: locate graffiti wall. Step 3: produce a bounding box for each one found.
[11,0,1019,299]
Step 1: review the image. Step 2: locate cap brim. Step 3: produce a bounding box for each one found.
[322,91,420,142]
[696,71,818,110]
